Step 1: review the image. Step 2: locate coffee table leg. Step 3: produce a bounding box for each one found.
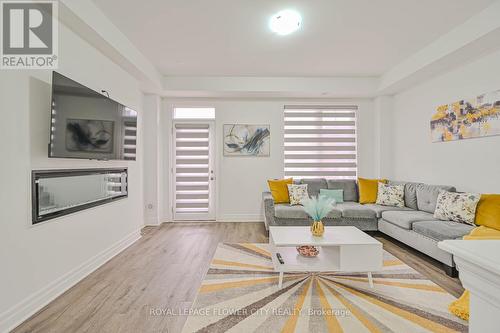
[368,272,374,288]
[278,271,283,289]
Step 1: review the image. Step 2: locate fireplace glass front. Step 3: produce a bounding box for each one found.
[32,168,128,224]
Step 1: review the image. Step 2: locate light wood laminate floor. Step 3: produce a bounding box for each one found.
[13,222,462,333]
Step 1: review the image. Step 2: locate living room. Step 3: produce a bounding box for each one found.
[1,1,500,333]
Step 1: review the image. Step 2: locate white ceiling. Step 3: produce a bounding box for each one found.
[92,0,495,77]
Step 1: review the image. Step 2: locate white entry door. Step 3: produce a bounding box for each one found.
[173,121,215,220]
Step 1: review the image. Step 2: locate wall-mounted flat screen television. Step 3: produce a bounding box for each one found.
[49,71,138,160]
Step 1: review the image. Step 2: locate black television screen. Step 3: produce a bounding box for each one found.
[49,72,138,160]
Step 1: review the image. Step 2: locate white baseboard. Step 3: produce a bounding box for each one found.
[216,214,264,222]
[144,215,161,226]
[0,229,142,333]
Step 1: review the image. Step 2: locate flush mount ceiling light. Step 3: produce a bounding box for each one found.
[269,9,302,35]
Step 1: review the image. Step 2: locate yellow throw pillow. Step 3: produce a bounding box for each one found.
[358,178,387,204]
[475,194,500,231]
[463,226,500,240]
[268,178,293,204]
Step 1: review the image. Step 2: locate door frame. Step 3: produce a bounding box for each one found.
[171,119,216,221]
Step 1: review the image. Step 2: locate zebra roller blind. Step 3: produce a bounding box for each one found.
[122,120,137,161]
[174,123,211,215]
[284,105,358,179]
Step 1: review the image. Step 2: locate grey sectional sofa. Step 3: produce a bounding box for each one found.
[262,179,475,276]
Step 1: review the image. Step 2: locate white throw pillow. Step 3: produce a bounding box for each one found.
[287,184,309,206]
[376,182,405,207]
[434,191,480,225]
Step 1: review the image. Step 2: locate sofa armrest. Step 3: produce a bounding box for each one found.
[262,192,275,230]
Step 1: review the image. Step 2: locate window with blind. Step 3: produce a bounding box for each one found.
[284,105,358,179]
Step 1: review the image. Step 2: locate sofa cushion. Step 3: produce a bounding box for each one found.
[326,209,342,219]
[434,191,480,225]
[274,204,308,219]
[274,204,341,219]
[327,180,358,202]
[464,226,500,240]
[362,204,412,218]
[287,184,309,206]
[376,182,405,207]
[336,202,376,219]
[475,194,500,231]
[381,210,437,230]
[300,179,328,197]
[416,184,456,213]
[267,178,293,204]
[320,189,344,203]
[388,180,422,210]
[412,220,475,242]
[358,178,387,204]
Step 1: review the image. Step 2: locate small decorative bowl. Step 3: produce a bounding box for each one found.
[296,245,319,257]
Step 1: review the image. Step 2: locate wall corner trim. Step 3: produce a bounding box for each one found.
[0,229,142,333]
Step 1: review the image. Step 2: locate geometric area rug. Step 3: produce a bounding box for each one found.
[182,243,468,333]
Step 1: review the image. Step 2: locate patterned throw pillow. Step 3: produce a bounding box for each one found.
[375,182,405,207]
[434,191,481,225]
[287,184,309,206]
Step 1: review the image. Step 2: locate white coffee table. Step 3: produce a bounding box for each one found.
[438,240,500,333]
[269,226,383,288]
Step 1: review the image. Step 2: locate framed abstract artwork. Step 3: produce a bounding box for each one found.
[223,124,270,156]
[66,119,114,153]
[431,89,500,142]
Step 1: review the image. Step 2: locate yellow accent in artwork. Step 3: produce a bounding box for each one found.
[432,105,448,121]
[483,122,491,133]
[431,91,500,142]
[444,130,453,141]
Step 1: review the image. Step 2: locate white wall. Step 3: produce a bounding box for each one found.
[213,101,285,222]
[160,99,376,222]
[374,96,395,178]
[386,49,500,193]
[0,23,144,331]
[142,95,161,225]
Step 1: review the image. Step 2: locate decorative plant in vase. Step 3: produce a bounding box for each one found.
[302,196,336,237]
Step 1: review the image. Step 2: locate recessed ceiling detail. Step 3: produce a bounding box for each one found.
[92,0,496,77]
